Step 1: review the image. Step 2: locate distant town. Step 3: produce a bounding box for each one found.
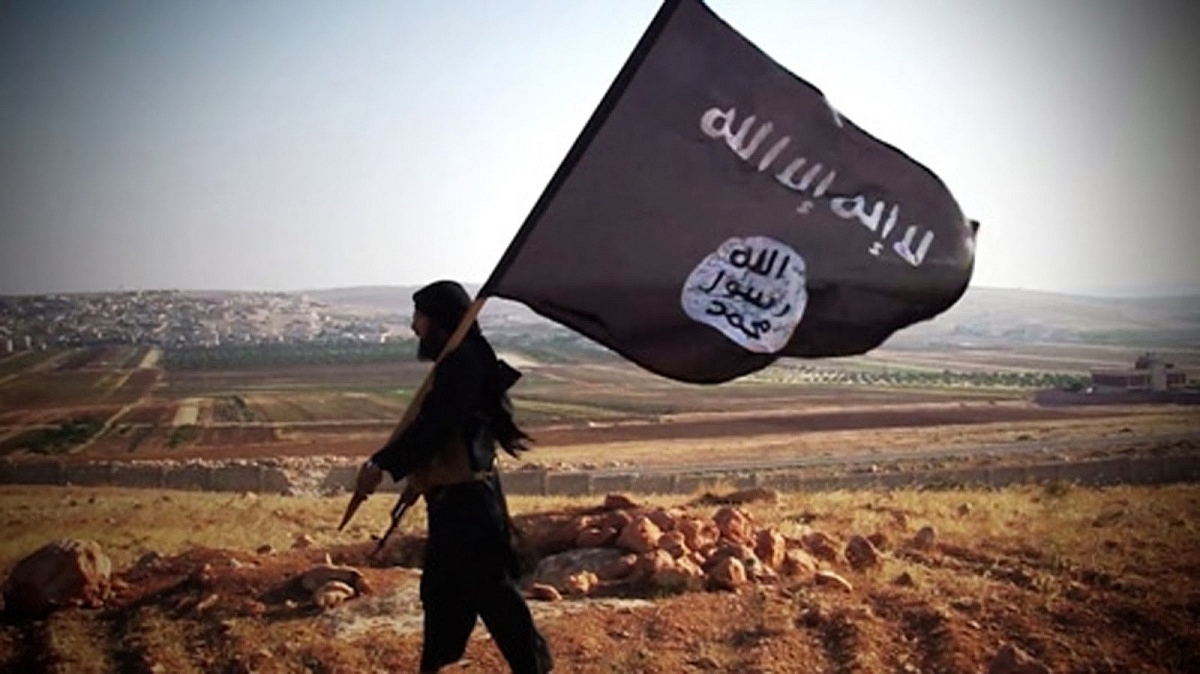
[0,290,400,352]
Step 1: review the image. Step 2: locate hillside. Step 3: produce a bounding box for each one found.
[305,285,1200,352]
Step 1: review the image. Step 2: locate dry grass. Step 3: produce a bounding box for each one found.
[2,483,1199,673]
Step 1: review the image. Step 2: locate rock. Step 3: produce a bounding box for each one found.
[801,532,840,562]
[781,550,818,577]
[957,503,973,517]
[513,513,588,557]
[987,643,1050,674]
[650,555,703,592]
[533,548,627,590]
[296,562,366,594]
[256,544,274,555]
[845,535,882,570]
[576,526,618,548]
[616,515,663,554]
[2,539,112,616]
[603,493,640,511]
[646,508,679,533]
[702,541,757,572]
[754,529,787,570]
[633,549,681,580]
[313,580,355,610]
[707,556,747,591]
[563,571,599,597]
[866,532,889,551]
[292,533,316,549]
[597,553,640,582]
[712,507,752,543]
[677,517,720,551]
[598,509,635,533]
[527,583,563,602]
[657,530,691,559]
[912,526,937,550]
[893,571,916,587]
[814,570,853,592]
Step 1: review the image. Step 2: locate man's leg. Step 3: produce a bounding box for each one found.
[477,578,553,674]
[420,569,479,672]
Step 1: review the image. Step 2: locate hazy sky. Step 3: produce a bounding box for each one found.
[2,0,1198,296]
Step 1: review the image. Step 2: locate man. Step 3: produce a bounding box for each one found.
[353,280,552,674]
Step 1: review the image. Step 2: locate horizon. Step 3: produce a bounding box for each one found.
[2,1,1198,297]
[5,282,1200,302]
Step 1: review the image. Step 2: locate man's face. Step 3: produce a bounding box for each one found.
[412,311,444,361]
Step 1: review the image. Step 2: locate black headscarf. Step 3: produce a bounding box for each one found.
[412,280,531,456]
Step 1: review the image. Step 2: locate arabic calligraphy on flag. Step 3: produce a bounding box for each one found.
[481,0,978,384]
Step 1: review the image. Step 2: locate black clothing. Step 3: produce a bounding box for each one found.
[370,294,549,673]
[420,481,551,673]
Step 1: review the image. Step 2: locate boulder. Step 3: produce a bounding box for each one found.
[677,517,720,551]
[598,509,635,533]
[706,556,747,591]
[563,571,599,597]
[2,539,112,616]
[515,513,591,557]
[597,553,640,582]
[754,529,787,569]
[912,525,937,550]
[602,493,640,511]
[712,507,753,543]
[313,580,355,610]
[802,531,840,562]
[657,530,691,559]
[633,550,676,582]
[702,541,758,572]
[576,526,618,548]
[781,549,819,577]
[845,535,882,570]
[616,515,663,554]
[987,644,1050,674]
[296,562,366,594]
[650,556,703,593]
[646,508,682,532]
[533,548,627,590]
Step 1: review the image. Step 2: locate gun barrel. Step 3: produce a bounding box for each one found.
[337,491,367,531]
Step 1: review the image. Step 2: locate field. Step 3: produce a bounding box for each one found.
[1,340,1199,671]
[1,483,1199,672]
[0,344,1196,467]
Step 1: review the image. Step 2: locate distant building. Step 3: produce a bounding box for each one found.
[1090,353,1190,392]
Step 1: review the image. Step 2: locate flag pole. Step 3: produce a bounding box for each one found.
[479,0,684,297]
[337,296,488,532]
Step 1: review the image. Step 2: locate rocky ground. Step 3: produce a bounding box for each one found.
[2,485,1199,673]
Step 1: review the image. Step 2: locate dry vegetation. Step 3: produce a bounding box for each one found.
[2,482,1199,673]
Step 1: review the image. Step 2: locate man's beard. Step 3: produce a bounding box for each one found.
[417,332,448,362]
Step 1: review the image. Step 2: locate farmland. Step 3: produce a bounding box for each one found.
[0,337,1194,471]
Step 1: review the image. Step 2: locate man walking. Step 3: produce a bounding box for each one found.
[352,280,552,673]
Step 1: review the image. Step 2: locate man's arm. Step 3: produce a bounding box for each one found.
[370,348,478,482]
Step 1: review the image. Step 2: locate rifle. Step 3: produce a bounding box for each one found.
[370,484,421,558]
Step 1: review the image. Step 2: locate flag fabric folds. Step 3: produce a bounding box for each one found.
[481,0,977,384]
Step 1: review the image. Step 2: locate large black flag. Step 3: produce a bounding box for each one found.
[481,0,977,384]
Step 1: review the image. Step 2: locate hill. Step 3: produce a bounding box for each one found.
[304,285,1200,352]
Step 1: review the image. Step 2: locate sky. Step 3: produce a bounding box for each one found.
[1,0,1198,297]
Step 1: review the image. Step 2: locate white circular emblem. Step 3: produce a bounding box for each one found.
[680,235,808,353]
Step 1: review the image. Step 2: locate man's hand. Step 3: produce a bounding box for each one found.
[338,461,383,531]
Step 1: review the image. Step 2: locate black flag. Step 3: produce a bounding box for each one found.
[481,0,977,384]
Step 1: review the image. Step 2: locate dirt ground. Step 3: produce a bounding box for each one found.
[2,485,1199,673]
